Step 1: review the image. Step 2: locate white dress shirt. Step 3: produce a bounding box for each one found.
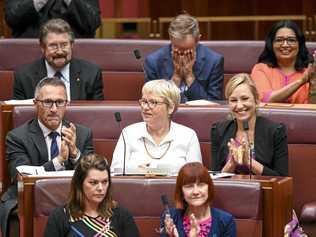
[46,61,71,101]
[38,120,65,170]
[111,121,202,174]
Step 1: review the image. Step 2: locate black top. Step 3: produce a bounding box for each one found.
[44,205,140,237]
[4,0,101,38]
[211,116,288,176]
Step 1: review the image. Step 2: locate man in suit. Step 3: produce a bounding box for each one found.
[0,77,94,236]
[5,0,101,38]
[144,14,224,102]
[13,18,104,101]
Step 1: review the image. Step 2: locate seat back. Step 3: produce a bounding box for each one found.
[33,177,262,237]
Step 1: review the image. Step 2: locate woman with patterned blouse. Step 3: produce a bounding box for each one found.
[44,153,140,237]
[160,162,236,237]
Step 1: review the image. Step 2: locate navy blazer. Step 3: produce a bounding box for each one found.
[160,207,236,237]
[144,44,224,101]
[13,58,104,100]
[211,116,288,176]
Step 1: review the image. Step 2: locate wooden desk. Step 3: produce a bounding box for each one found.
[18,174,292,237]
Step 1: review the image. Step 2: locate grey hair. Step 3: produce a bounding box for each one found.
[168,14,200,40]
[34,77,67,99]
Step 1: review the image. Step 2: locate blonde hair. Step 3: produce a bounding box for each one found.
[142,79,180,114]
[168,14,200,40]
[225,73,259,103]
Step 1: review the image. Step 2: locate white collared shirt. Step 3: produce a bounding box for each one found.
[38,120,65,170]
[45,61,71,101]
[111,121,202,174]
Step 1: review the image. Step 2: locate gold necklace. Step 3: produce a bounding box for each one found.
[142,137,172,159]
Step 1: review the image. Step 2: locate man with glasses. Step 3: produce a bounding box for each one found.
[12,18,104,101]
[5,0,101,38]
[0,77,94,236]
[144,13,224,102]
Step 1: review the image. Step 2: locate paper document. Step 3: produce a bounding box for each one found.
[208,171,235,179]
[4,99,34,105]
[16,165,74,177]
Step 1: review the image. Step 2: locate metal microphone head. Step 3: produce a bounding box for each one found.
[114,112,122,122]
[161,195,169,206]
[242,120,249,131]
[133,49,141,60]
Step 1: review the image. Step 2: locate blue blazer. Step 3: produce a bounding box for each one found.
[144,43,224,101]
[160,207,236,237]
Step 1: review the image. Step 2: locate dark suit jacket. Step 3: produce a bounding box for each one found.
[0,119,94,236]
[13,58,104,100]
[211,116,288,176]
[144,43,224,101]
[4,0,101,38]
[160,207,236,237]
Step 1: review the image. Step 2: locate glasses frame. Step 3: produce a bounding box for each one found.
[273,37,298,46]
[138,98,167,109]
[47,42,71,51]
[36,99,68,108]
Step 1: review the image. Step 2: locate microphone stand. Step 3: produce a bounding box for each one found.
[114,112,127,176]
[133,49,148,81]
[242,120,252,179]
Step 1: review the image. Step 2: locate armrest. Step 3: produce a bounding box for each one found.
[300,201,316,223]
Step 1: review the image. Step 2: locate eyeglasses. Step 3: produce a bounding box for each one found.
[138,98,167,109]
[36,99,67,108]
[47,42,71,51]
[273,37,298,46]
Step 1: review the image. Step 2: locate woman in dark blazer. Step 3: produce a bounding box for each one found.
[211,73,288,176]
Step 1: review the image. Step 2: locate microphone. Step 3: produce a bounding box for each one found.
[242,120,252,179]
[161,195,171,217]
[133,49,148,81]
[114,112,127,176]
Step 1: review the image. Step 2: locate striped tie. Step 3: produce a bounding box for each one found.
[49,131,59,159]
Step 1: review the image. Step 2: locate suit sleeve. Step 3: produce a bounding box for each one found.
[262,123,289,176]
[211,122,222,171]
[66,0,101,37]
[144,56,159,82]
[81,127,95,155]
[185,55,224,101]
[6,131,55,180]
[116,206,140,237]
[91,68,104,100]
[4,0,39,29]
[13,71,27,100]
[222,215,237,237]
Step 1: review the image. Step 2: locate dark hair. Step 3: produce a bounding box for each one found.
[39,18,75,44]
[67,153,116,219]
[34,77,66,98]
[258,20,312,71]
[174,162,214,209]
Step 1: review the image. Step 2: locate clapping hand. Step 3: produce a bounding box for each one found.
[188,214,200,237]
[164,214,179,237]
[227,138,250,166]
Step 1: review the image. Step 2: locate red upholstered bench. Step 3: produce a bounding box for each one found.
[32,177,262,237]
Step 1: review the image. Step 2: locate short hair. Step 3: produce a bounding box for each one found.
[174,162,214,209]
[67,153,116,219]
[225,73,259,103]
[34,77,67,99]
[258,20,312,70]
[142,79,181,115]
[168,14,200,40]
[39,18,75,44]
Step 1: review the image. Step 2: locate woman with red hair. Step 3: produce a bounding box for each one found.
[160,162,236,237]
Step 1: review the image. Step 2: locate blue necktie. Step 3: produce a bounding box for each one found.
[49,131,59,159]
[54,71,63,79]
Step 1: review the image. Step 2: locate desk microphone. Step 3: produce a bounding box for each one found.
[114,112,127,176]
[133,49,148,81]
[161,195,171,217]
[242,120,252,179]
